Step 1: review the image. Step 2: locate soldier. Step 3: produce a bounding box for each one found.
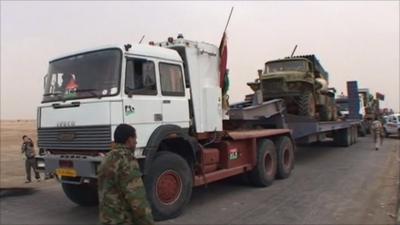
[97,124,154,225]
[21,135,40,183]
[371,117,384,150]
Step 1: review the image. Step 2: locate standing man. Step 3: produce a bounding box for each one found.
[371,117,384,150]
[21,135,40,183]
[97,124,154,225]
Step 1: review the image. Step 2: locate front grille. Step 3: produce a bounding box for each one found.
[38,125,112,150]
[262,79,284,93]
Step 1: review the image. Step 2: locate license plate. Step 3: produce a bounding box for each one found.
[56,168,77,177]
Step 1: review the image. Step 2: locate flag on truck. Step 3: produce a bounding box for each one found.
[376,92,385,101]
[219,32,228,89]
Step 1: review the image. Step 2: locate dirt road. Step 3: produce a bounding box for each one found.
[0,121,399,224]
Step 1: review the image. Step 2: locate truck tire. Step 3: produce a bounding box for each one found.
[334,128,351,147]
[298,92,315,118]
[319,105,332,121]
[275,136,295,179]
[249,139,277,187]
[144,151,192,221]
[61,183,98,206]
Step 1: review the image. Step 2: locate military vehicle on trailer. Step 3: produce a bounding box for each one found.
[248,55,337,121]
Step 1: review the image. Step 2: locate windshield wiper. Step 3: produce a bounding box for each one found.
[75,89,102,99]
[43,92,62,97]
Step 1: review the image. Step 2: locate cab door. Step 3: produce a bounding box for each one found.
[122,57,162,148]
[158,62,190,128]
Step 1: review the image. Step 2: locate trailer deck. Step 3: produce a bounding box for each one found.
[287,114,361,140]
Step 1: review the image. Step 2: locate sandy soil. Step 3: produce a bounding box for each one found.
[0,120,39,187]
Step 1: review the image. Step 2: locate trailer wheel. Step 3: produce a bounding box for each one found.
[298,92,316,118]
[334,128,351,147]
[352,126,358,144]
[275,136,295,179]
[249,139,277,187]
[144,151,192,221]
[61,183,98,206]
[349,127,354,144]
[358,124,367,137]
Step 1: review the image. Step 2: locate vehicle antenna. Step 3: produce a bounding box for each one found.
[222,7,234,35]
[290,44,298,57]
[139,35,145,44]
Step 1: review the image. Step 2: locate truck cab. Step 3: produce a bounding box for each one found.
[38,36,223,163]
[39,44,193,152]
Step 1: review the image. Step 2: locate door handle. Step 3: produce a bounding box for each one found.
[163,100,171,104]
[154,114,163,121]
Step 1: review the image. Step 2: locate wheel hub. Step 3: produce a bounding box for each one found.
[156,170,182,205]
[264,153,273,176]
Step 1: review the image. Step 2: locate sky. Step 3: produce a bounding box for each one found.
[1,1,399,119]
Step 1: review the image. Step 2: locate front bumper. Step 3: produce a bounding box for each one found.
[36,154,103,179]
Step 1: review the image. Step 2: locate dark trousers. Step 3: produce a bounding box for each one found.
[25,158,40,181]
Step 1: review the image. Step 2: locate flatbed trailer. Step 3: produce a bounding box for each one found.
[287,115,361,146]
[229,100,361,147]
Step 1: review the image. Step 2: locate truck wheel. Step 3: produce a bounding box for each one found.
[249,139,277,187]
[275,136,295,179]
[61,183,98,206]
[298,92,315,117]
[319,105,332,121]
[144,151,192,221]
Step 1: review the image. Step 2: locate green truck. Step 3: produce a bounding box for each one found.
[248,55,337,121]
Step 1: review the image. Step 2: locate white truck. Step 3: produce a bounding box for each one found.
[36,35,295,220]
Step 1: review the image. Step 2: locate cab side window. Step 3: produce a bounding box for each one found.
[159,63,185,96]
[125,58,157,95]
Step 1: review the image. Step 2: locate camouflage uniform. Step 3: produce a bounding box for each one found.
[21,141,40,181]
[97,144,154,225]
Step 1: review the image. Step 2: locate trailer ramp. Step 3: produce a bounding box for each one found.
[228,99,285,120]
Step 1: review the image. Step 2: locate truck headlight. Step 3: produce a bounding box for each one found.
[36,158,45,169]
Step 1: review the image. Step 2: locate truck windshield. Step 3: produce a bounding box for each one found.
[265,60,308,73]
[42,49,121,102]
[337,102,349,111]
